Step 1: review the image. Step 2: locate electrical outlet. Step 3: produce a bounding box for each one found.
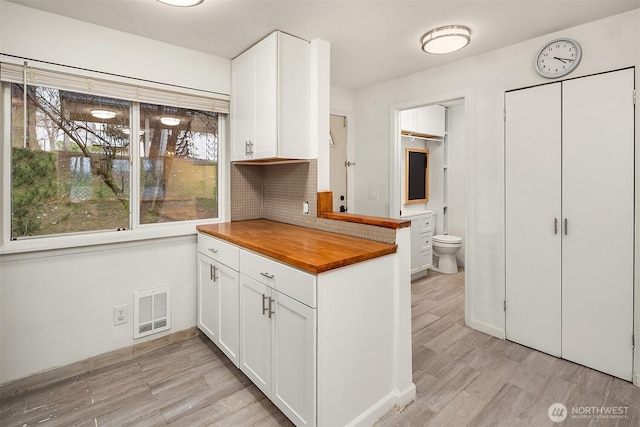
[303,201,309,215]
[113,304,128,326]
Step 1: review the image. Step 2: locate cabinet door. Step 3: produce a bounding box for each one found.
[252,33,278,159]
[416,105,445,137]
[400,109,417,133]
[217,262,240,367]
[271,290,316,427]
[197,253,219,343]
[505,83,562,357]
[561,69,634,380]
[231,48,255,161]
[239,275,271,396]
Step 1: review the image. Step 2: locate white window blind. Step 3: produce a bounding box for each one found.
[0,61,229,114]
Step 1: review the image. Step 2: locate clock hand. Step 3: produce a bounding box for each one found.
[554,56,575,63]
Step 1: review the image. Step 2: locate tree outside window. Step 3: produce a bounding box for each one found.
[9,83,219,239]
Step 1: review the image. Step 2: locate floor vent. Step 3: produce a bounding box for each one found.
[134,286,171,339]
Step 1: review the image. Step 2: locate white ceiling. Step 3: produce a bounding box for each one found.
[6,0,640,90]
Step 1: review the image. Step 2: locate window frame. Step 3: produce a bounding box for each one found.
[0,62,229,255]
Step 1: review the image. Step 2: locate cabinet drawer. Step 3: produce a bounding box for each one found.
[418,250,433,270]
[419,234,432,252]
[240,250,316,308]
[198,233,240,270]
[417,214,433,234]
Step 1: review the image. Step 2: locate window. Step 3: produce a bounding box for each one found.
[139,103,219,224]
[2,62,227,242]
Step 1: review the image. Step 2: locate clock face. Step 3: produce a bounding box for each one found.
[535,38,582,78]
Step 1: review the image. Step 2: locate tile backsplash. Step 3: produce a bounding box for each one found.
[231,160,396,244]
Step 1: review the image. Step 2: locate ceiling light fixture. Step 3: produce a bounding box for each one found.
[421,25,471,54]
[90,109,117,119]
[156,0,204,6]
[160,116,181,126]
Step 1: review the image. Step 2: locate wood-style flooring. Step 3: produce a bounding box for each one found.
[1,268,639,426]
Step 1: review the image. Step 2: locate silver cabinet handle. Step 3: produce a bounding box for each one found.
[262,294,269,315]
[248,141,254,154]
[268,297,275,319]
[260,272,275,279]
[564,218,568,235]
[210,265,218,282]
[208,248,218,254]
[554,218,558,235]
[245,141,249,156]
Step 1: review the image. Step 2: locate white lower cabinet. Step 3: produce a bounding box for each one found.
[198,233,400,426]
[197,235,240,367]
[240,274,316,426]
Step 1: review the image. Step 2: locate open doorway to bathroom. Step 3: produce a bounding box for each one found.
[390,94,469,336]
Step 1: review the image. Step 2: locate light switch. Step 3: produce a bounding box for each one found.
[303,201,309,215]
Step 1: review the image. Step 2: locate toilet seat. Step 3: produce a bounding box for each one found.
[433,234,462,244]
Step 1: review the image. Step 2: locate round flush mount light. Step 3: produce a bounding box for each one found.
[421,25,471,54]
[90,109,117,119]
[156,0,204,6]
[160,116,181,126]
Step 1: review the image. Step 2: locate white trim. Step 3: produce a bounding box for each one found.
[1,84,9,247]
[467,318,505,340]
[344,391,397,427]
[0,218,220,256]
[633,370,640,387]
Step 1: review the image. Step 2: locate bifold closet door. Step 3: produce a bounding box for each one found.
[561,69,634,381]
[505,83,562,357]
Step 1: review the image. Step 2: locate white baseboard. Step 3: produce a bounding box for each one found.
[633,370,640,387]
[466,318,505,339]
[395,382,417,408]
[346,392,397,427]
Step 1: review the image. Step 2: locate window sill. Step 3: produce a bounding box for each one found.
[0,219,224,258]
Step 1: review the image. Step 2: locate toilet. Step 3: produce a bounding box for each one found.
[432,234,463,274]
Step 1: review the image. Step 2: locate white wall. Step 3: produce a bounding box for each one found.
[0,0,232,383]
[0,0,231,95]
[0,237,197,383]
[350,10,640,374]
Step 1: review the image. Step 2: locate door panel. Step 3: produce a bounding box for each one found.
[253,34,278,159]
[231,51,255,160]
[217,263,240,367]
[271,291,316,426]
[505,83,562,357]
[561,69,634,380]
[330,114,348,212]
[239,275,271,394]
[197,253,219,343]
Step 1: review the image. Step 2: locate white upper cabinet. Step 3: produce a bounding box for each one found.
[231,31,312,162]
[401,105,445,137]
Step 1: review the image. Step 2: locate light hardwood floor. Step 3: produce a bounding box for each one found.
[1,269,639,426]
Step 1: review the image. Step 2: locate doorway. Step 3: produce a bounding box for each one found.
[329,114,348,212]
[390,93,469,321]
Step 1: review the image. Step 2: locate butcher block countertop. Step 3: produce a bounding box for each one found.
[196,219,397,274]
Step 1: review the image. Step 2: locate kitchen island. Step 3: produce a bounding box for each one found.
[196,219,415,426]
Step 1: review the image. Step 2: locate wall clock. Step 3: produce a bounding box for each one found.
[535,38,582,79]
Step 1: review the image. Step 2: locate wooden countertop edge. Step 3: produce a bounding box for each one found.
[234,241,397,274]
[319,212,410,229]
[317,191,410,229]
[196,222,397,274]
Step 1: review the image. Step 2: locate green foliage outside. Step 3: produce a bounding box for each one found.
[11,147,58,237]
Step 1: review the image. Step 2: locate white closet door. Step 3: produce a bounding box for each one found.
[505,83,562,357]
[562,69,634,381]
